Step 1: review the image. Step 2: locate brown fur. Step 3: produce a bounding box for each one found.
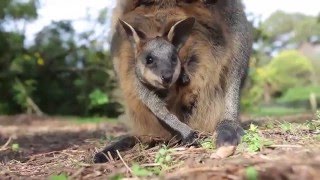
[94,0,252,163]
[111,0,234,137]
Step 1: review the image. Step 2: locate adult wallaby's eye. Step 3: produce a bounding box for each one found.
[146,56,154,65]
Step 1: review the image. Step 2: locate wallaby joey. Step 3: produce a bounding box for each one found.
[94,17,197,163]
[119,18,193,90]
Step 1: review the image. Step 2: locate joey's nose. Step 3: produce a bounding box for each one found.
[161,74,173,84]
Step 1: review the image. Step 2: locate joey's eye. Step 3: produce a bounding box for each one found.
[172,56,178,64]
[146,56,154,65]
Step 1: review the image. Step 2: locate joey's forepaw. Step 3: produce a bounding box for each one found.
[181,131,200,147]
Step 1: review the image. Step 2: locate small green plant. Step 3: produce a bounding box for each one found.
[280,122,293,132]
[11,143,20,152]
[154,145,174,170]
[200,138,215,150]
[242,124,272,152]
[305,120,320,131]
[245,166,259,180]
[265,122,275,129]
[49,173,68,180]
[109,174,123,180]
[131,164,153,177]
[303,112,320,132]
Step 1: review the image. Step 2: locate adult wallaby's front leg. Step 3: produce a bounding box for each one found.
[214,76,245,158]
[136,80,199,146]
[214,0,252,155]
[217,76,245,147]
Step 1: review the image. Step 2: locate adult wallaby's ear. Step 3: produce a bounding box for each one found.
[167,17,196,51]
[119,19,146,46]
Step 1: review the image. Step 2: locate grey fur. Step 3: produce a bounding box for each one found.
[135,77,194,139]
[210,0,253,146]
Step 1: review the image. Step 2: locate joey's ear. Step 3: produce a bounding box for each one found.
[119,19,146,45]
[167,17,195,50]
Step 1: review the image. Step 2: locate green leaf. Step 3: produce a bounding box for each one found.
[249,124,258,133]
[49,173,68,180]
[109,174,123,180]
[200,138,215,150]
[131,164,153,177]
[11,143,20,152]
[165,155,171,162]
[89,89,109,109]
[245,166,259,180]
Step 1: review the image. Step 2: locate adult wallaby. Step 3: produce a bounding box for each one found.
[94,0,252,163]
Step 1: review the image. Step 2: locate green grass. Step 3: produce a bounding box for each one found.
[277,86,320,103]
[154,145,175,169]
[242,124,273,152]
[200,138,215,150]
[58,116,117,124]
[131,164,154,177]
[49,173,68,180]
[245,166,259,180]
[280,122,294,133]
[11,143,20,152]
[249,106,306,117]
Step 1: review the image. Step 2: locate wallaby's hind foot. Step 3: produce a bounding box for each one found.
[93,135,138,163]
[94,135,167,163]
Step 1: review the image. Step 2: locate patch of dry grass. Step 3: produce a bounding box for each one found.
[1,114,320,179]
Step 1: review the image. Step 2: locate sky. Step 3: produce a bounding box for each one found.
[25,0,320,44]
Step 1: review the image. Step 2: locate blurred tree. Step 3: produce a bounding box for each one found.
[241,11,320,112]
[0,1,120,117]
[249,11,320,67]
[242,50,314,107]
[0,0,39,114]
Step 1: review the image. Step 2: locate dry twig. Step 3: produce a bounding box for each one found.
[0,137,12,151]
[116,150,134,175]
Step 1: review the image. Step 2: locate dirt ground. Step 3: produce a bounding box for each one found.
[0,114,320,180]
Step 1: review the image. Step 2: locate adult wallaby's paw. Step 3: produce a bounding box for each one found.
[181,131,200,147]
[214,120,244,158]
[216,120,244,147]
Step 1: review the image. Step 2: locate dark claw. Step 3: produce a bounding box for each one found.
[181,131,200,147]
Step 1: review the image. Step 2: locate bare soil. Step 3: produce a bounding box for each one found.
[0,114,320,180]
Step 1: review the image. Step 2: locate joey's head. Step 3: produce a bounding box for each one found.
[119,17,195,89]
